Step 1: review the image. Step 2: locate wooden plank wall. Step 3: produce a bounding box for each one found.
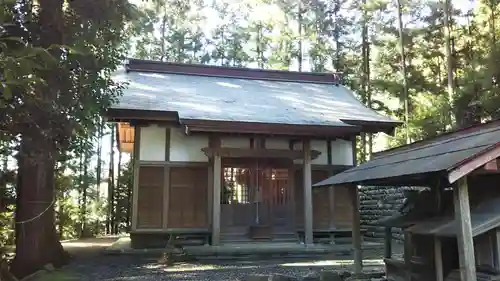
[168,167,209,228]
[137,166,164,228]
[312,170,330,229]
[333,186,353,228]
[136,165,209,230]
[294,168,353,229]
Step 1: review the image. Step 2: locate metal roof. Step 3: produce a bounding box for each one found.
[406,196,500,237]
[111,68,398,128]
[314,120,500,187]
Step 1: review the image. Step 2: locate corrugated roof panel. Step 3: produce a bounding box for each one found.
[314,122,500,186]
[111,70,397,126]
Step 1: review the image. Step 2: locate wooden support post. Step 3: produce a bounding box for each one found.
[212,154,222,246]
[453,177,476,281]
[434,237,444,281]
[403,231,412,281]
[384,227,392,259]
[327,139,336,241]
[349,184,363,274]
[494,229,500,270]
[131,125,141,231]
[303,139,313,245]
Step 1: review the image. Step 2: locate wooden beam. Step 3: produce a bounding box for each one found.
[448,144,500,184]
[484,159,499,171]
[494,229,500,270]
[434,237,444,281]
[349,184,362,274]
[384,227,392,259]
[403,231,412,281]
[201,147,321,160]
[453,177,477,281]
[211,137,222,246]
[303,139,314,245]
[165,128,171,161]
[131,126,141,231]
[327,140,336,230]
[349,136,362,274]
[137,161,210,167]
[207,160,213,229]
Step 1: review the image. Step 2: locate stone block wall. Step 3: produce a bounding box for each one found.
[359,186,417,241]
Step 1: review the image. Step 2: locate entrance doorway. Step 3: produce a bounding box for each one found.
[220,158,295,241]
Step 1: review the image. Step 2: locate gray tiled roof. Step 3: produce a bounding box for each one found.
[111,69,397,127]
[314,121,500,187]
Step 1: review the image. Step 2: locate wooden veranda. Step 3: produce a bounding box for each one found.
[314,120,500,281]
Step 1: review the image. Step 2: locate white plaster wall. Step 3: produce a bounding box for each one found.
[311,140,328,165]
[169,128,209,162]
[139,125,166,161]
[330,139,353,165]
[292,140,328,165]
[220,136,250,148]
[291,139,353,165]
[265,138,289,150]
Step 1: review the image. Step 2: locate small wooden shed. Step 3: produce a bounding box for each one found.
[314,120,500,281]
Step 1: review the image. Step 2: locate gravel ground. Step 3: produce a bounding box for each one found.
[60,250,391,281]
[49,238,403,281]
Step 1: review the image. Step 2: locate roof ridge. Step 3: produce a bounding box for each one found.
[125,58,343,85]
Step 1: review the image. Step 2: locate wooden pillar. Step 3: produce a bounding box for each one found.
[131,125,141,231]
[494,229,500,269]
[453,177,476,281]
[303,139,313,245]
[349,136,362,274]
[384,227,392,259]
[327,140,336,232]
[349,183,363,274]
[212,154,222,245]
[434,237,444,281]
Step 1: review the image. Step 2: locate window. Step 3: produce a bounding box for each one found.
[222,167,250,204]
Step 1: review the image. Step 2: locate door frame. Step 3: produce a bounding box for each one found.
[220,158,295,237]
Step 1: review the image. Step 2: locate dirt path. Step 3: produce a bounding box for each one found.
[62,236,119,260]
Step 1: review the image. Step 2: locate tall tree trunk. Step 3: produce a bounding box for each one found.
[366,38,373,158]
[397,0,410,144]
[298,3,303,71]
[95,121,103,234]
[256,25,263,68]
[107,125,115,235]
[159,7,167,61]
[360,0,368,162]
[443,0,455,126]
[78,140,84,227]
[333,0,341,71]
[58,196,64,238]
[11,0,70,277]
[12,140,70,277]
[81,149,88,237]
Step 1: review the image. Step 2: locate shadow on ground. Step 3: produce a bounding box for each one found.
[34,237,400,281]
